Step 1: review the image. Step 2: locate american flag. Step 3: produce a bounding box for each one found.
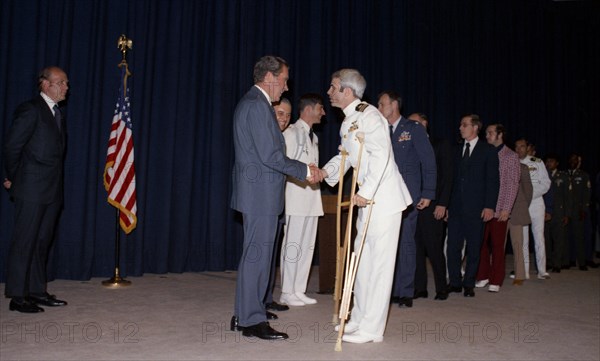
[104,65,137,234]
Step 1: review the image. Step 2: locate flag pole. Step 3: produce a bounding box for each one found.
[102,208,131,287]
[102,34,134,288]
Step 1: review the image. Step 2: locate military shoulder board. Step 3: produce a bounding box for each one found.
[355,103,368,112]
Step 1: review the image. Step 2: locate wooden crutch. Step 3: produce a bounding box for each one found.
[333,132,369,352]
[332,146,349,322]
[334,198,374,352]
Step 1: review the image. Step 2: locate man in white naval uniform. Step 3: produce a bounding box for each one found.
[515,139,551,279]
[319,69,412,344]
[279,94,325,306]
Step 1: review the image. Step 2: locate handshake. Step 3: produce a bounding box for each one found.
[307,163,327,184]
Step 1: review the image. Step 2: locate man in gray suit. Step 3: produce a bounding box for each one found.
[230,56,319,340]
[3,66,69,313]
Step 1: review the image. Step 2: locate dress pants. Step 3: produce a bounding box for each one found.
[447,211,485,289]
[523,198,547,277]
[544,218,566,269]
[264,215,285,305]
[392,206,417,298]
[351,210,402,337]
[476,218,509,286]
[508,222,526,281]
[5,199,61,298]
[235,213,278,327]
[415,206,447,293]
[280,215,318,295]
[566,216,586,267]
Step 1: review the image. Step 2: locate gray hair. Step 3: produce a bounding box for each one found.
[253,56,288,84]
[332,69,366,99]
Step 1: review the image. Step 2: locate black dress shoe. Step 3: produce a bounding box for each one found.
[551,267,561,273]
[463,287,475,297]
[414,290,428,299]
[398,297,413,308]
[9,298,44,313]
[29,293,67,307]
[447,285,462,293]
[242,322,288,340]
[390,296,400,304]
[266,301,289,311]
[266,311,278,320]
[586,261,599,269]
[230,316,244,331]
[434,291,448,300]
[579,266,589,271]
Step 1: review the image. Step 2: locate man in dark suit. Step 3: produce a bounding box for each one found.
[3,66,69,313]
[229,56,319,340]
[410,113,454,301]
[446,114,499,297]
[377,92,436,308]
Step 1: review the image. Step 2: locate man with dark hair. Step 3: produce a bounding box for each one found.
[378,91,436,308]
[565,153,592,270]
[446,114,499,297]
[230,55,320,340]
[475,124,520,293]
[279,93,325,307]
[3,66,69,313]
[411,113,454,301]
[515,138,551,279]
[544,153,570,272]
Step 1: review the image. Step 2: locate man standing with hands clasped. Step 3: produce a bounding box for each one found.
[3,66,69,313]
[229,56,320,340]
[317,69,412,344]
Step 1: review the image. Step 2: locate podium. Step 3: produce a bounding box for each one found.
[317,195,355,293]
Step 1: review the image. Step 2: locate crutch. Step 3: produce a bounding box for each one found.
[332,146,349,322]
[334,132,372,352]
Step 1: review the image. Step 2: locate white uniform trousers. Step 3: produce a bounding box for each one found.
[523,197,547,278]
[350,210,402,337]
[280,215,319,295]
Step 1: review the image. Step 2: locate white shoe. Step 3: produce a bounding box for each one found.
[537,273,550,280]
[279,293,305,306]
[335,322,359,334]
[294,293,317,305]
[475,279,489,288]
[488,285,500,292]
[342,331,383,344]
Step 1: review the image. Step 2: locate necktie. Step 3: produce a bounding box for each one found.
[53,104,61,131]
[389,124,394,139]
[463,142,470,159]
[309,128,314,143]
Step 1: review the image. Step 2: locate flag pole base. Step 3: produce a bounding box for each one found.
[102,275,131,288]
[102,267,131,288]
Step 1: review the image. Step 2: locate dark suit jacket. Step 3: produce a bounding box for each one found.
[230,86,307,216]
[391,116,437,202]
[3,95,66,204]
[449,137,499,217]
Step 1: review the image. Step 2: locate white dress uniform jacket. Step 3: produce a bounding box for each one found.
[283,119,324,217]
[323,100,412,216]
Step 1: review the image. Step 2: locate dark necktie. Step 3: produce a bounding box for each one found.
[389,124,394,139]
[463,142,470,159]
[53,104,61,131]
[309,128,314,143]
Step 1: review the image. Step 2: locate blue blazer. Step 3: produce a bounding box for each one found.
[230,86,307,216]
[390,116,437,202]
[448,137,499,216]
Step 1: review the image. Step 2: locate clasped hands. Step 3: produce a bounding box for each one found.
[307,163,326,184]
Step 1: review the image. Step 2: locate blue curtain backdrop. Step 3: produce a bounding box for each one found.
[1,0,598,281]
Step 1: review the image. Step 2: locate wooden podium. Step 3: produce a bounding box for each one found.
[317,194,355,294]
